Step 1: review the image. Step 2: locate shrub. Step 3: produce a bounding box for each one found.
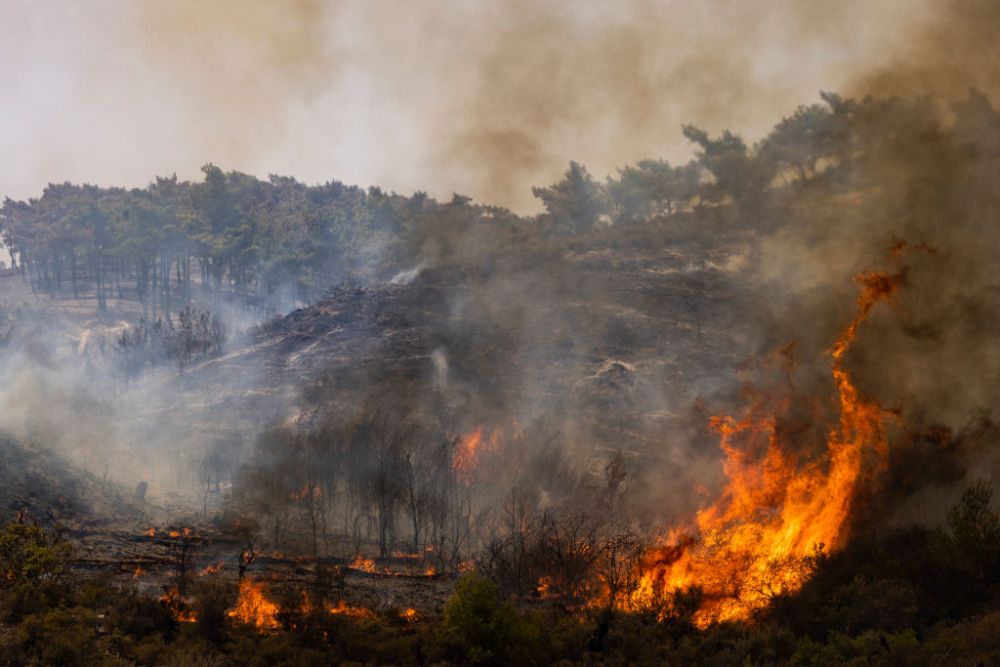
[438,573,540,665]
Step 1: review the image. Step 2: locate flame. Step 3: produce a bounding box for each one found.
[402,607,419,622]
[166,527,195,539]
[227,579,280,630]
[299,590,314,615]
[633,270,902,626]
[424,565,437,576]
[144,528,156,537]
[291,481,322,502]
[452,425,501,482]
[327,600,375,618]
[537,576,556,600]
[349,555,376,573]
[133,566,145,578]
[160,587,198,623]
[176,608,198,623]
[199,562,224,576]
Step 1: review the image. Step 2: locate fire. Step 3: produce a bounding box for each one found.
[327,600,375,618]
[144,527,156,537]
[291,481,321,502]
[349,555,376,573]
[299,590,314,615]
[537,576,555,600]
[633,269,903,626]
[227,579,280,630]
[402,607,419,622]
[160,587,198,623]
[199,562,224,576]
[166,527,195,539]
[452,425,501,482]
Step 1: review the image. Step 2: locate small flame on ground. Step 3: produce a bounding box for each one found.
[199,562,224,576]
[166,527,195,539]
[537,576,555,600]
[328,600,375,618]
[349,555,376,573]
[160,587,198,623]
[227,579,280,630]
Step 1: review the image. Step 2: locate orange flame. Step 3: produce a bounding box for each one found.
[327,600,375,618]
[349,555,376,573]
[537,576,556,600]
[291,481,322,502]
[144,528,156,537]
[633,270,903,626]
[199,562,224,576]
[166,527,195,539]
[452,425,501,482]
[227,579,280,630]
[160,587,198,623]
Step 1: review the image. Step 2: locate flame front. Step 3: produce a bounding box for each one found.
[634,270,902,626]
[227,579,280,630]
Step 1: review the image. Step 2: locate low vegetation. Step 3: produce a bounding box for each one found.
[0,483,996,665]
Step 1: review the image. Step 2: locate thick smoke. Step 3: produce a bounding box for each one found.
[0,0,941,212]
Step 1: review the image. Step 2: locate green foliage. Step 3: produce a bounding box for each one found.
[0,521,71,589]
[438,573,540,665]
[1,606,103,667]
[532,161,608,232]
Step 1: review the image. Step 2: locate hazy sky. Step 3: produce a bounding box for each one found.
[0,0,952,211]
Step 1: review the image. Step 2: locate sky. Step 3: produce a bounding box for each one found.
[0,0,958,212]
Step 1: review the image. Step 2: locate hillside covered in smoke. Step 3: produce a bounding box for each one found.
[0,88,999,664]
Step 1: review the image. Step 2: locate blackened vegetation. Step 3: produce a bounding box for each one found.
[113,307,226,381]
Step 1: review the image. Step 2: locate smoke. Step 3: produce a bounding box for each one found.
[852,0,1000,100]
[738,0,1000,523]
[0,0,940,212]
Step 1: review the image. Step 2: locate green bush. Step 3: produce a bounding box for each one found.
[438,573,541,665]
[0,522,72,587]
